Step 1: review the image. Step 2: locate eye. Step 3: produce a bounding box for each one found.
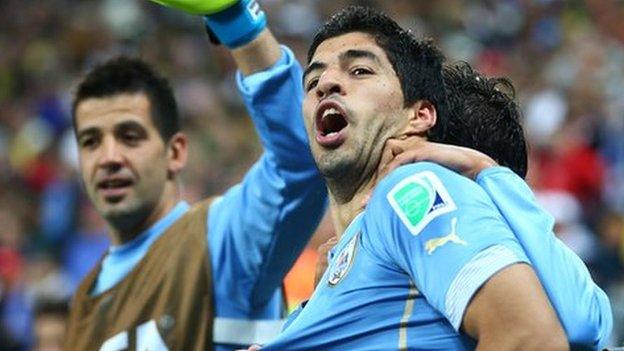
[121,131,141,145]
[116,123,147,146]
[306,77,319,92]
[79,136,98,149]
[351,67,373,76]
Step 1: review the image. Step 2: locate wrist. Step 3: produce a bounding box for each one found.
[204,0,267,48]
[462,151,497,180]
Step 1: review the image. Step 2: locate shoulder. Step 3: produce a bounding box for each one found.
[375,162,471,195]
[372,161,489,208]
[365,162,488,236]
[370,162,470,214]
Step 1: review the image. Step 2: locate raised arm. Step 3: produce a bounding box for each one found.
[148,0,327,346]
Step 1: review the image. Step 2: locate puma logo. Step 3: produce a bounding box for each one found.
[424,218,467,255]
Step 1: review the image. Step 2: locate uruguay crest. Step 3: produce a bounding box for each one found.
[327,233,359,286]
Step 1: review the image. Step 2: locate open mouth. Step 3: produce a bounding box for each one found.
[315,102,349,148]
[97,178,134,201]
[98,179,133,189]
[319,107,348,137]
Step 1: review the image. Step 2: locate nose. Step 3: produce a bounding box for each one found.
[98,136,124,171]
[316,70,345,99]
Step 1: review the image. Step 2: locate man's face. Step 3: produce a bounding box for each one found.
[303,32,410,180]
[75,93,170,224]
[34,314,66,351]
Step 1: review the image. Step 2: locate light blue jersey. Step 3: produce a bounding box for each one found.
[264,162,529,350]
[476,167,613,349]
[91,47,327,351]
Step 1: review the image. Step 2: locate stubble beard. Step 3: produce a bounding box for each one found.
[93,191,153,239]
[315,146,370,204]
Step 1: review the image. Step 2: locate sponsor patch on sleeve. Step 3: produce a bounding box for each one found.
[387,171,457,236]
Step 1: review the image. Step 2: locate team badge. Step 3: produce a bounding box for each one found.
[387,171,457,236]
[327,233,359,286]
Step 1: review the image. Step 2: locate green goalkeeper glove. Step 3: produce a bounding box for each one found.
[148,0,267,48]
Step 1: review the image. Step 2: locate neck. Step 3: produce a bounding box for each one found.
[327,177,376,237]
[108,183,180,245]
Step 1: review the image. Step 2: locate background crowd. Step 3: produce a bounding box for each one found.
[1,0,623,349]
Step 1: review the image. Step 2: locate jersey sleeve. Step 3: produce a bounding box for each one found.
[364,162,529,330]
[208,46,327,311]
[476,167,613,348]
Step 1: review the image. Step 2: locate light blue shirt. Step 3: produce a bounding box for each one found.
[476,166,612,349]
[272,165,612,350]
[93,202,190,295]
[264,162,529,350]
[91,47,327,351]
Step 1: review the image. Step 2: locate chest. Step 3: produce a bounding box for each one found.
[66,206,214,351]
[273,227,473,350]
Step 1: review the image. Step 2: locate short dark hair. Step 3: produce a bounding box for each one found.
[34,298,69,319]
[72,56,179,142]
[307,6,448,141]
[443,62,528,178]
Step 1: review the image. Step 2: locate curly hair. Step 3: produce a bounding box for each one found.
[443,62,528,178]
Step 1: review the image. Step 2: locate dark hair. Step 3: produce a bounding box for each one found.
[72,56,179,142]
[443,62,528,178]
[34,298,69,319]
[307,6,448,140]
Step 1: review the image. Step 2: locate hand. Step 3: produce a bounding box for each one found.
[314,236,338,287]
[360,136,499,209]
[379,137,498,181]
[147,0,238,15]
[236,344,261,351]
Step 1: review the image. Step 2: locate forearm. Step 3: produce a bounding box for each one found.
[199,0,280,76]
[228,40,327,305]
[235,44,315,168]
[211,154,326,306]
[231,29,282,76]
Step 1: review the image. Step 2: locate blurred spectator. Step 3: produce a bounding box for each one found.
[32,299,68,351]
[61,203,109,291]
[537,190,598,262]
[591,211,624,290]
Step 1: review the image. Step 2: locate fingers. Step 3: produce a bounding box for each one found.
[314,236,338,287]
[359,192,372,210]
[385,147,428,172]
[377,138,419,185]
[377,141,401,179]
[387,142,498,180]
[381,141,431,178]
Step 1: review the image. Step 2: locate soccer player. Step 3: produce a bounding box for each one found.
[372,62,613,349]
[260,7,570,349]
[64,1,326,350]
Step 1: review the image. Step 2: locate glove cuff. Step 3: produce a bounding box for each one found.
[204,0,267,48]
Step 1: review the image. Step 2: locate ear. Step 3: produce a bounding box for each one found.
[403,100,437,137]
[166,132,188,180]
